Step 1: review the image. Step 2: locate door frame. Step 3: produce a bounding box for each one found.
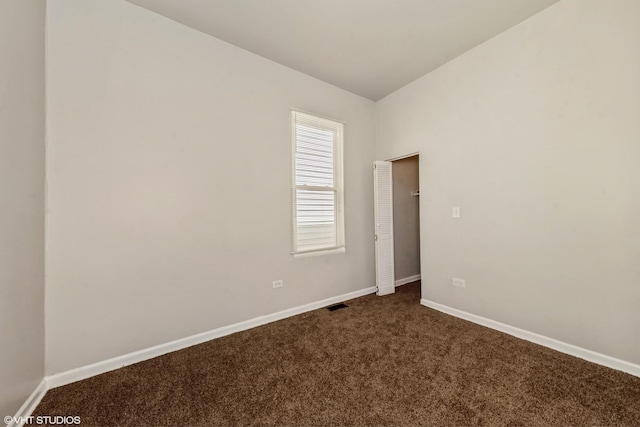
[376,151,422,298]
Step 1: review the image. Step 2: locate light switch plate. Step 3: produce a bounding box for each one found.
[452,206,461,218]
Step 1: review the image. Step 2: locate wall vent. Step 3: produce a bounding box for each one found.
[327,303,348,311]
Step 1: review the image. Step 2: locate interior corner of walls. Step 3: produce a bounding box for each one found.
[6,379,48,426]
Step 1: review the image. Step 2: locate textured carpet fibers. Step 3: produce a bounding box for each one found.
[34,283,640,426]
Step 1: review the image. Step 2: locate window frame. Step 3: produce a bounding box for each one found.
[291,110,345,256]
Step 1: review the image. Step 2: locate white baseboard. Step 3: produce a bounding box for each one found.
[6,379,47,427]
[421,299,640,378]
[395,274,421,287]
[47,285,377,389]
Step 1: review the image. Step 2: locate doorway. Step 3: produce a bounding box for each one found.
[373,154,421,299]
[391,155,421,300]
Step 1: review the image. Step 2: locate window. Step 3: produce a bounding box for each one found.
[291,110,344,255]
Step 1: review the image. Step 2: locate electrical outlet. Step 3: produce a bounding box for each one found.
[452,278,466,288]
[272,280,283,289]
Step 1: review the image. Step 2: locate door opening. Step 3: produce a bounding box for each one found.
[374,154,421,300]
[391,155,421,299]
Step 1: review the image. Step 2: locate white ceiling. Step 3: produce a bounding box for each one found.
[127,0,560,100]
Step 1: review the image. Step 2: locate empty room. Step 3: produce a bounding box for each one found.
[2,0,639,425]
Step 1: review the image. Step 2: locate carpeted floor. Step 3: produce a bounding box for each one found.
[34,282,640,426]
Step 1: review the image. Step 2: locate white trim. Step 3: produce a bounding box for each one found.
[292,245,345,257]
[420,299,640,378]
[290,108,346,125]
[6,379,47,427]
[387,152,419,162]
[395,274,421,287]
[46,286,376,389]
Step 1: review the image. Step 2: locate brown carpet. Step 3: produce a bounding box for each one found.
[34,282,640,426]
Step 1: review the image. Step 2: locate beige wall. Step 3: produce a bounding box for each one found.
[0,0,45,417]
[376,0,640,364]
[46,0,375,374]
[392,156,420,281]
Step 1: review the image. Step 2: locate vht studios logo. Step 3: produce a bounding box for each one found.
[4,415,81,425]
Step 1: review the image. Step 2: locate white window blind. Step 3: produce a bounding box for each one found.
[292,111,344,254]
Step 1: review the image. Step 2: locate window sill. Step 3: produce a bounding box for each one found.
[292,246,345,258]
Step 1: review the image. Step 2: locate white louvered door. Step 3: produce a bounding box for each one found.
[374,161,395,296]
